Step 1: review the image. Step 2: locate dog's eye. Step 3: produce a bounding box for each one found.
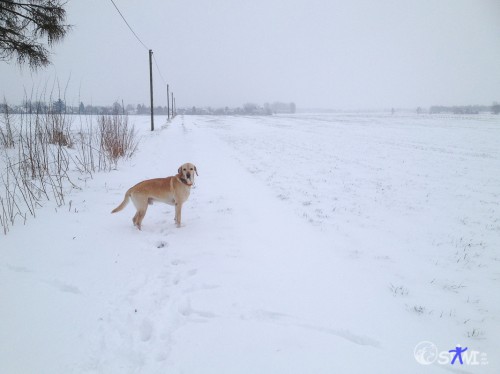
[183,168,186,171]
[190,168,193,170]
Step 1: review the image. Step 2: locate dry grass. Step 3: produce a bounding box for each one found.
[98,114,138,167]
[0,105,139,234]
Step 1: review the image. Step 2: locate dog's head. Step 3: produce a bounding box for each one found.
[178,163,198,185]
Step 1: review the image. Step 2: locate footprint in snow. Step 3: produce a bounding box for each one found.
[156,241,169,249]
[172,269,197,286]
[6,264,34,274]
[47,280,82,295]
[140,319,153,342]
[170,259,185,266]
[178,298,217,319]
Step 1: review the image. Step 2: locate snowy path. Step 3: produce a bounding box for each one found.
[1,114,498,373]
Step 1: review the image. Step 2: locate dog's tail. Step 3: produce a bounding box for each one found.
[111,189,131,214]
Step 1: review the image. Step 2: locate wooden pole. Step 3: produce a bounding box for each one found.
[167,84,170,121]
[149,49,154,131]
[171,92,174,118]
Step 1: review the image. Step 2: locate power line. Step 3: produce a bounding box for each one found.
[109,0,149,51]
[109,0,169,89]
[108,0,177,125]
[152,54,168,87]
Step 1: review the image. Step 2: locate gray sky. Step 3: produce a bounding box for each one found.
[1,0,500,110]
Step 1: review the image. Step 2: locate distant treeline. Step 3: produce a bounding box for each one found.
[181,102,296,116]
[1,100,297,116]
[0,100,171,116]
[430,104,500,115]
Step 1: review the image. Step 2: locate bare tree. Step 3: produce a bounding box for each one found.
[0,0,70,69]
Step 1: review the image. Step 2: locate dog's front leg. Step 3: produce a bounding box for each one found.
[174,202,182,227]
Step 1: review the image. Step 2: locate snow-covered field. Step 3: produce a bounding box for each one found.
[1,113,499,373]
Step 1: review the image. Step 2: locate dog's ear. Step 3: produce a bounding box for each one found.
[178,166,182,175]
[194,165,199,176]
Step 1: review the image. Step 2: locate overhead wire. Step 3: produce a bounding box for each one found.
[108,0,174,112]
[152,54,168,87]
[109,0,149,51]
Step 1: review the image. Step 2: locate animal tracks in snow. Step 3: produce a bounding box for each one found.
[47,279,83,295]
[155,240,168,249]
[4,114,497,373]
[240,309,381,348]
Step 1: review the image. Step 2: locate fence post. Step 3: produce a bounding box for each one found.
[149,49,154,131]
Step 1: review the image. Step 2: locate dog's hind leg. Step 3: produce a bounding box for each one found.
[132,206,148,230]
[131,194,148,230]
[132,211,140,228]
[135,209,148,230]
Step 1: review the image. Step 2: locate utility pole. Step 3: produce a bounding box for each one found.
[167,84,170,121]
[149,49,154,131]
[171,92,174,118]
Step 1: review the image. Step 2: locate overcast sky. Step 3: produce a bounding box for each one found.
[1,0,500,110]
